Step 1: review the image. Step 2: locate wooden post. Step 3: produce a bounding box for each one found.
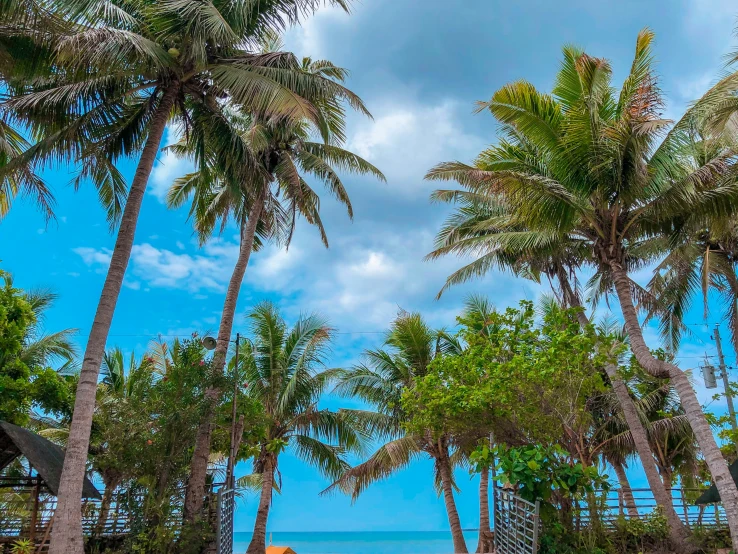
[715,503,721,527]
[681,487,690,529]
[617,489,624,517]
[34,512,54,554]
[29,477,41,542]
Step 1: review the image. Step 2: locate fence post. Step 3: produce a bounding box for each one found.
[492,486,496,553]
[681,488,690,529]
[29,477,41,542]
[215,488,223,554]
[532,499,540,554]
[617,489,623,518]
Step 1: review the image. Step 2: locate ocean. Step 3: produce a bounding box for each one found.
[233,531,481,554]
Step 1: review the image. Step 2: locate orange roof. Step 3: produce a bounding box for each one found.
[266,547,296,554]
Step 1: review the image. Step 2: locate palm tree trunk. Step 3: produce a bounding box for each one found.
[183,188,266,522]
[610,263,738,552]
[436,447,468,554]
[95,487,114,536]
[475,467,490,553]
[612,461,638,518]
[49,86,177,554]
[556,269,691,548]
[246,456,275,554]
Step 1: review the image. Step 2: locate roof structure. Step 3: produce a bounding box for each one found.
[266,547,297,554]
[695,459,738,505]
[0,421,101,499]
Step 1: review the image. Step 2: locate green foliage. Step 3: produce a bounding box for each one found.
[242,301,365,483]
[469,443,494,473]
[611,509,669,553]
[401,301,612,448]
[10,539,33,554]
[690,526,733,552]
[0,269,74,425]
[494,444,609,503]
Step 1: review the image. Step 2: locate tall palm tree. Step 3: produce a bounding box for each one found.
[0,0,69,219]
[425,30,738,549]
[425,192,690,542]
[166,52,383,519]
[328,311,470,554]
[1,1,366,550]
[237,302,365,554]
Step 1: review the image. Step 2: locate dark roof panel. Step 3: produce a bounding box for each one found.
[695,459,738,505]
[0,421,101,499]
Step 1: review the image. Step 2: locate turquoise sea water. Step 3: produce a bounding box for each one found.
[233,531,481,554]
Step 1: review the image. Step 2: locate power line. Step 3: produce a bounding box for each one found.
[72,330,387,338]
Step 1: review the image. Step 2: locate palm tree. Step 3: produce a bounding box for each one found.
[166,51,383,519]
[426,29,738,550]
[425,191,690,542]
[20,286,77,373]
[0,0,69,219]
[236,302,365,554]
[328,311,470,554]
[1,1,368,549]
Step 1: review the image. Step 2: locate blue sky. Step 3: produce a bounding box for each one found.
[3,0,738,535]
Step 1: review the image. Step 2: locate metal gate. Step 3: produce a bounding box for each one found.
[215,487,235,554]
[493,487,540,554]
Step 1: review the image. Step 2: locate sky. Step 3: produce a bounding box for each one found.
[3,0,738,536]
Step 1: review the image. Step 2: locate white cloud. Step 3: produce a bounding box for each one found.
[283,4,351,59]
[124,280,141,290]
[128,242,233,292]
[347,100,484,195]
[74,247,112,268]
[149,127,195,202]
[677,72,716,102]
[71,237,304,296]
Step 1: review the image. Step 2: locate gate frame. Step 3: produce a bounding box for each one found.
[492,486,540,554]
[215,487,235,554]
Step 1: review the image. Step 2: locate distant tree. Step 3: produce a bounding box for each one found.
[329,311,471,554]
[241,302,366,554]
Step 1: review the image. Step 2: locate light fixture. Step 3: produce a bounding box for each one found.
[202,336,217,350]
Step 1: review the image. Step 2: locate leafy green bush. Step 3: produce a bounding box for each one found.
[611,509,669,553]
[691,526,732,552]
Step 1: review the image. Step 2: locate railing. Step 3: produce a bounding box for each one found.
[573,488,725,529]
[0,480,209,548]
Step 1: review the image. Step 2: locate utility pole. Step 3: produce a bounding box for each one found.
[226,333,240,489]
[714,327,738,453]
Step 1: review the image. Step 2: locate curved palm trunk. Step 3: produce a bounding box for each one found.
[436,447,468,554]
[612,461,638,518]
[49,87,177,554]
[610,264,738,552]
[246,456,275,554]
[94,472,122,536]
[557,270,690,548]
[184,189,266,522]
[475,467,490,553]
